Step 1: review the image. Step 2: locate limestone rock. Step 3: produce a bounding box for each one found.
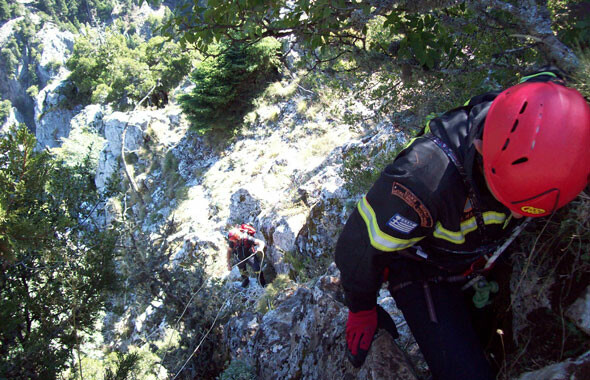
[517,351,590,380]
[35,23,75,86]
[34,78,78,148]
[229,188,262,225]
[223,264,420,380]
[566,285,590,336]
[1,106,25,133]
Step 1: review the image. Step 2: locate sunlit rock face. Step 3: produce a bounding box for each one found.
[223,264,421,380]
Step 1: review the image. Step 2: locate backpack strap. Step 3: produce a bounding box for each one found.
[423,134,488,241]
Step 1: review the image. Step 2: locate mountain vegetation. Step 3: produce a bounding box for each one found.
[178,38,282,134]
[65,28,193,109]
[0,126,118,378]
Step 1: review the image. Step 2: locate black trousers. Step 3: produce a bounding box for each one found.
[387,258,498,380]
[236,247,266,286]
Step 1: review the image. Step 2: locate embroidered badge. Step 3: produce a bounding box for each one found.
[387,213,419,234]
[391,182,433,228]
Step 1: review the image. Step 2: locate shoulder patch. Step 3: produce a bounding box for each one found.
[391,182,433,228]
[387,213,418,234]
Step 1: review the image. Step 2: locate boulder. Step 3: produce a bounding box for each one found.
[223,264,420,380]
[566,285,590,336]
[517,351,590,380]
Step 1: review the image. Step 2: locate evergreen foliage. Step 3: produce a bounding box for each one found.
[65,29,192,109]
[549,0,590,48]
[0,125,118,379]
[179,38,281,134]
[103,352,141,380]
[34,0,116,26]
[0,0,10,23]
[218,359,256,380]
[0,100,11,125]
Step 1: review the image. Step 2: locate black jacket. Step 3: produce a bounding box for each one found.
[335,69,564,312]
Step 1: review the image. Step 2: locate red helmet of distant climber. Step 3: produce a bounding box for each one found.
[482,81,590,217]
[228,228,241,242]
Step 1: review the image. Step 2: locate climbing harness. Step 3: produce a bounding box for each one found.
[231,242,266,286]
[390,217,531,322]
[460,217,531,290]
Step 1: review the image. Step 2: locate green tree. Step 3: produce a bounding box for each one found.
[155,0,580,73]
[179,38,281,134]
[0,99,11,125]
[0,0,10,22]
[0,125,118,379]
[66,29,192,109]
[34,0,115,25]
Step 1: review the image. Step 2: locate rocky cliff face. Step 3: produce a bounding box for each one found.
[223,263,424,380]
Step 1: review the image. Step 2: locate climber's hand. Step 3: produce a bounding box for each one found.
[345,305,399,368]
[345,307,377,368]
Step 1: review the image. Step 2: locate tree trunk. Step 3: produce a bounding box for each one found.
[470,0,579,73]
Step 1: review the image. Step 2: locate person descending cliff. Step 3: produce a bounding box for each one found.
[335,68,590,379]
[226,224,266,287]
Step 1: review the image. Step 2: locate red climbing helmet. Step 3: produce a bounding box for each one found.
[228,228,241,242]
[239,223,256,236]
[482,81,590,217]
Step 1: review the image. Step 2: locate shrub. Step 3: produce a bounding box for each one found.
[26,85,39,98]
[0,99,11,125]
[179,38,282,134]
[218,359,256,380]
[342,142,405,196]
[256,274,295,314]
[65,29,192,109]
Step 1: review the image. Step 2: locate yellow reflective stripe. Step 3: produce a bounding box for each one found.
[433,218,477,244]
[483,211,506,225]
[357,196,424,252]
[403,120,432,149]
[519,71,557,83]
[433,212,508,244]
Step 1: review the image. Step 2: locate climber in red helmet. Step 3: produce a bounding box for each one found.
[226,224,267,288]
[335,68,590,379]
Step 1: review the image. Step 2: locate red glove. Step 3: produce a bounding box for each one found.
[346,307,377,367]
[345,305,399,368]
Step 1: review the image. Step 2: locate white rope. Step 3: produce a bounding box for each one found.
[484,217,531,270]
[461,217,531,290]
[170,292,240,380]
[158,281,208,375]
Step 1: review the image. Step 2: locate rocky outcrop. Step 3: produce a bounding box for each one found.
[34,78,79,148]
[35,23,75,88]
[95,107,184,192]
[0,17,75,132]
[0,17,36,128]
[224,264,421,380]
[517,351,590,380]
[566,285,590,336]
[1,105,25,132]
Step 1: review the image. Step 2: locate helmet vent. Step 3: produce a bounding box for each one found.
[511,120,519,133]
[502,138,510,151]
[511,157,529,165]
[519,102,528,114]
